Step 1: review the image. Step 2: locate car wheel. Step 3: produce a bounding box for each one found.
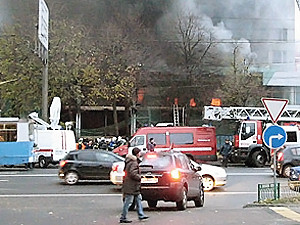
[251,151,266,167]
[176,187,187,210]
[147,200,157,208]
[194,185,204,207]
[282,165,292,178]
[64,171,79,185]
[38,156,49,168]
[202,175,215,191]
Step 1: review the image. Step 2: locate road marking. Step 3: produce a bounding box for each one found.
[0,172,274,178]
[270,207,300,223]
[0,174,57,177]
[0,193,122,198]
[0,180,8,182]
[227,173,273,176]
[206,192,256,195]
[0,192,257,198]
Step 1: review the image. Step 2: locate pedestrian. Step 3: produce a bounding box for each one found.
[85,140,94,149]
[120,147,149,223]
[147,138,156,152]
[220,139,232,168]
[76,138,86,150]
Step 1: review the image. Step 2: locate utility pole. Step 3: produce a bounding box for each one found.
[37,0,49,121]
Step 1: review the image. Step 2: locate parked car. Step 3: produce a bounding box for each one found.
[111,158,226,191]
[58,150,124,185]
[271,145,300,177]
[288,166,300,191]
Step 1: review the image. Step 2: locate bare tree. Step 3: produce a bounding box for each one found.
[216,45,270,106]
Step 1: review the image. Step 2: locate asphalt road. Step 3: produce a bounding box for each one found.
[0,166,299,225]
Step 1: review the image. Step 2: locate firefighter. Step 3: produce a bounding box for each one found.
[220,139,232,168]
[76,138,86,150]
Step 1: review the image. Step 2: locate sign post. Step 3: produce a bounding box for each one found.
[38,0,49,121]
[261,97,288,200]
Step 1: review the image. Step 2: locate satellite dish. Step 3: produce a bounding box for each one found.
[49,97,61,129]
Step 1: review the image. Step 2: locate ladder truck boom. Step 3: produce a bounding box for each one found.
[203,105,300,122]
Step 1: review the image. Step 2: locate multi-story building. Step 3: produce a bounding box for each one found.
[195,0,298,103]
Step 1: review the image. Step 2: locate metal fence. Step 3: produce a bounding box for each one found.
[258,181,300,202]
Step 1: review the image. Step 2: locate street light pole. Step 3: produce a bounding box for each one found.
[42,57,48,120]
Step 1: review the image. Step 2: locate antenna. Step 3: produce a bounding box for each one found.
[49,97,61,130]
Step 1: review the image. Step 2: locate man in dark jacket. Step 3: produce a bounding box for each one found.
[147,138,156,152]
[120,147,149,223]
[220,139,232,168]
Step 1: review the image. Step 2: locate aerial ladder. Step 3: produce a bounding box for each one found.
[203,105,300,122]
[173,104,180,126]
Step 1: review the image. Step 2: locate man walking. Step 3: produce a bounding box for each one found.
[220,139,232,168]
[120,147,149,223]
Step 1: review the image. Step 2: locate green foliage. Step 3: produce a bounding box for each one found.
[0,25,42,117]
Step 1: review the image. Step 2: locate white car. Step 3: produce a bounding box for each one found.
[110,159,227,191]
[190,160,227,191]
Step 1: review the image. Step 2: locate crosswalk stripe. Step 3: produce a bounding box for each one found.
[270,207,300,223]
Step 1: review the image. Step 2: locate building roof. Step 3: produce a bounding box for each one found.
[266,72,300,86]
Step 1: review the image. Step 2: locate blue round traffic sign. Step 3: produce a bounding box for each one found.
[263,125,287,149]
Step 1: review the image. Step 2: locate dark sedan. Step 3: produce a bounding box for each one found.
[58,150,124,185]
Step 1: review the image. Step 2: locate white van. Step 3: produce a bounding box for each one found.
[33,129,76,168]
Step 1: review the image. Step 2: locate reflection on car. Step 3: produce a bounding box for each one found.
[271,145,300,177]
[58,150,124,185]
[111,156,227,191]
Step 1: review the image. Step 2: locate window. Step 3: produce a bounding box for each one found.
[141,155,172,169]
[148,133,166,145]
[241,123,255,140]
[130,135,145,147]
[77,152,97,161]
[0,123,17,142]
[170,133,193,145]
[290,147,300,156]
[177,155,189,170]
[279,28,288,41]
[96,152,116,162]
[286,131,297,142]
[272,50,287,63]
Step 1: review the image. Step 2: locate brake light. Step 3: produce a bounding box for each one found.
[60,160,67,167]
[146,153,157,159]
[277,152,284,161]
[170,169,180,180]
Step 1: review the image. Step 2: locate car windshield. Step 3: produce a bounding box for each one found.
[140,154,173,169]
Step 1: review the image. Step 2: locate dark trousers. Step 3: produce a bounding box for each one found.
[222,155,229,167]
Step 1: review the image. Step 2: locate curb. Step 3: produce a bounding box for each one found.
[243,203,300,208]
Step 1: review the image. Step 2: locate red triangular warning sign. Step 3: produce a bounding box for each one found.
[261,98,289,123]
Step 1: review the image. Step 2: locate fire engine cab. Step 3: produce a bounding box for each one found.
[203,105,300,167]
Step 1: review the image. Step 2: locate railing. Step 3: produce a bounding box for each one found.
[258,181,300,202]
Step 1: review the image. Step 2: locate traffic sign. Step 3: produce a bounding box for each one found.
[261,98,289,123]
[263,125,287,149]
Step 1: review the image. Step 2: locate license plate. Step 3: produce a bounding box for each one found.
[141,177,158,183]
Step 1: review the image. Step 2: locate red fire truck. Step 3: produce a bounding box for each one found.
[203,105,300,167]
